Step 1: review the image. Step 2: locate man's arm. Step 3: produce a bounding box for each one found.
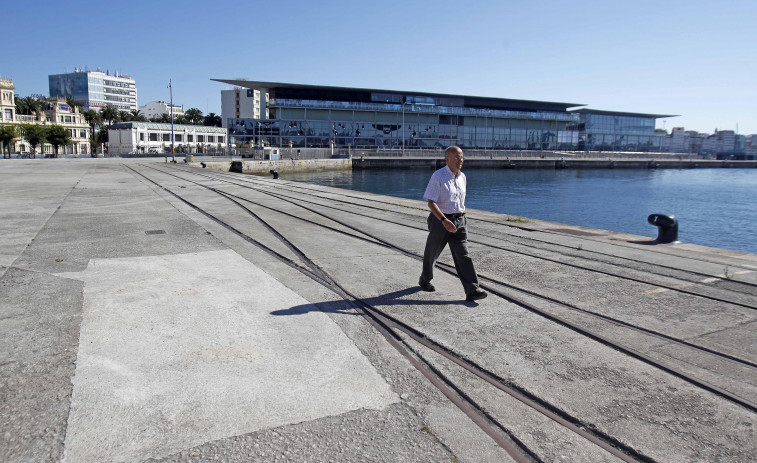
[428,199,457,233]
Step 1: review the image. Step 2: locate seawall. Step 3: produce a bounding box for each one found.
[352,156,757,170]
[188,158,352,175]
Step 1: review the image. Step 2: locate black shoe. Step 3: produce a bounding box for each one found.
[419,281,436,292]
[465,289,487,302]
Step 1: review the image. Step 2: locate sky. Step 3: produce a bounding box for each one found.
[5,0,756,134]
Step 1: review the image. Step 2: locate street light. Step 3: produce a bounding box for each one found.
[168,79,175,162]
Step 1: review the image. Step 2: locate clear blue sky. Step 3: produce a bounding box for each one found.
[5,0,756,134]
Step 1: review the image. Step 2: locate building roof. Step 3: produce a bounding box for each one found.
[110,122,226,132]
[570,108,678,119]
[212,79,585,113]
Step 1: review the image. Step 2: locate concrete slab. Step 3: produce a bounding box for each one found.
[57,249,397,462]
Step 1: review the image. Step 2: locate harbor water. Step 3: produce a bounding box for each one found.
[285,168,757,255]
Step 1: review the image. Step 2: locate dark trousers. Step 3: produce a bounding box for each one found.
[420,213,480,296]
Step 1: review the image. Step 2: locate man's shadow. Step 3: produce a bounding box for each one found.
[271,286,470,316]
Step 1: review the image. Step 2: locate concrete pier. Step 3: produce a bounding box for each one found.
[1,158,756,462]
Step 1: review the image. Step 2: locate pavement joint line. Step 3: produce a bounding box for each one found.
[700,277,721,283]
[0,172,87,282]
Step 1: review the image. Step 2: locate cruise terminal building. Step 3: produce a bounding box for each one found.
[214,79,673,154]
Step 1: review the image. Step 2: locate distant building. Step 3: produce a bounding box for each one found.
[1,77,16,122]
[1,77,91,155]
[108,121,226,155]
[139,101,184,119]
[214,79,581,150]
[568,109,675,153]
[220,87,262,128]
[49,68,138,111]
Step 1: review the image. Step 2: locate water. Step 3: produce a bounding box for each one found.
[284,168,757,254]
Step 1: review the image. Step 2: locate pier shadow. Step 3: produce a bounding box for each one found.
[271,286,468,317]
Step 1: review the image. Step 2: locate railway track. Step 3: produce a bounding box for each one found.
[126,163,757,462]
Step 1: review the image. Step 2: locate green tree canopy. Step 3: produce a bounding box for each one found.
[0,125,19,158]
[129,110,147,122]
[203,112,222,127]
[15,96,46,116]
[19,124,46,157]
[100,105,118,126]
[184,108,203,125]
[45,125,71,157]
[64,96,84,110]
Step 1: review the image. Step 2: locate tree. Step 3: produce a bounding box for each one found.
[129,110,147,122]
[203,112,222,127]
[65,96,84,110]
[0,125,19,158]
[116,110,132,123]
[184,108,203,125]
[100,105,118,126]
[19,124,46,158]
[17,96,46,117]
[158,113,171,123]
[174,115,188,125]
[45,125,71,157]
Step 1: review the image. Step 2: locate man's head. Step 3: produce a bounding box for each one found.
[445,146,464,174]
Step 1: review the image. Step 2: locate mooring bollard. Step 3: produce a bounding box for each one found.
[647,213,678,243]
[269,169,279,179]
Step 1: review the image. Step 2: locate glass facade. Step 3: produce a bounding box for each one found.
[49,71,137,110]
[219,81,669,153]
[227,84,582,151]
[571,111,668,152]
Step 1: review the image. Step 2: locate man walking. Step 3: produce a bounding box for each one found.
[419,146,487,302]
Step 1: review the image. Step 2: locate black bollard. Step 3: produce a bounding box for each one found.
[647,214,678,243]
[269,169,279,179]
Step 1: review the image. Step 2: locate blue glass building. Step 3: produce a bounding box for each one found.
[49,69,137,111]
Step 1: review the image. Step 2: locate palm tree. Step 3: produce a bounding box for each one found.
[117,110,131,122]
[83,109,102,133]
[129,110,147,122]
[19,124,46,158]
[184,108,203,125]
[45,125,71,157]
[203,112,222,127]
[100,105,118,126]
[65,96,84,111]
[19,96,46,118]
[14,96,30,115]
[174,115,188,125]
[0,125,19,158]
[158,113,171,123]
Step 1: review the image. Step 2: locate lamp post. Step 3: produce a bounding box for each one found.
[401,96,405,156]
[168,79,175,161]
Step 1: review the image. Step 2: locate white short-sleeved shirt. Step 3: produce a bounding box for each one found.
[423,165,466,214]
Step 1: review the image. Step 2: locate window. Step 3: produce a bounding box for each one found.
[197,135,205,143]
[4,109,11,120]
[218,136,224,143]
[162,134,170,142]
[149,133,158,141]
[139,133,144,141]
[65,116,72,123]
[175,134,182,142]
[80,130,86,138]
[187,135,193,142]
[207,135,214,143]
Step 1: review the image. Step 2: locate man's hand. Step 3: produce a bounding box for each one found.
[442,218,457,233]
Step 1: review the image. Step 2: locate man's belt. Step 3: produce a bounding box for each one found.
[444,213,465,219]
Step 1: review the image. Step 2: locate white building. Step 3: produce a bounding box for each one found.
[1,77,16,122]
[49,68,138,111]
[139,100,184,119]
[1,78,90,156]
[220,87,263,128]
[108,121,227,155]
